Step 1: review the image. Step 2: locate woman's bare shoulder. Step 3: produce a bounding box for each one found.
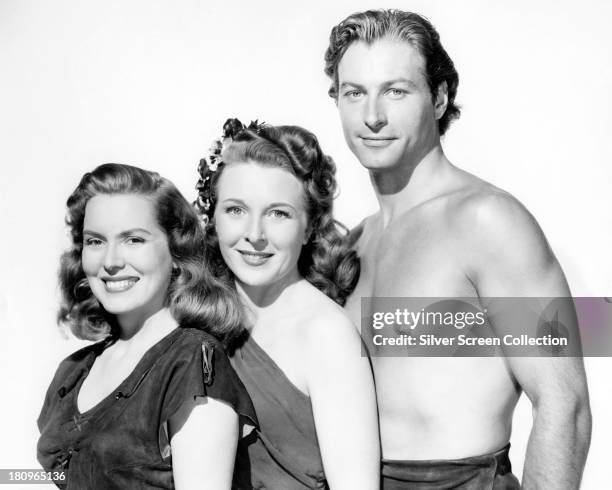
[291,282,360,351]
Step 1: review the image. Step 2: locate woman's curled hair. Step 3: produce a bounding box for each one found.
[194,119,360,306]
[59,163,243,344]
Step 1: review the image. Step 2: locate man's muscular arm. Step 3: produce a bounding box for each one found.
[464,191,592,489]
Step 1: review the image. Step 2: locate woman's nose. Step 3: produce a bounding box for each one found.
[244,218,266,247]
[103,243,125,274]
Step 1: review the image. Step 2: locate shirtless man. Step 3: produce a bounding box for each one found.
[324,9,591,489]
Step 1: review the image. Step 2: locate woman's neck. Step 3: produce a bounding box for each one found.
[115,307,178,346]
[236,270,303,328]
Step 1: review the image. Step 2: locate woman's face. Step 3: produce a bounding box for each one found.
[81,194,174,326]
[214,162,309,293]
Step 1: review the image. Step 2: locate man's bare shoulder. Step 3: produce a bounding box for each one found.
[347,212,379,248]
[450,179,549,252]
[417,167,543,242]
[443,170,566,295]
[377,167,560,291]
[378,167,516,227]
[347,220,365,249]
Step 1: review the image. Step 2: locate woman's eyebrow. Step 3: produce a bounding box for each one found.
[220,198,246,205]
[266,202,296,211]
[82,229,104,238]
[82,228,152,238]
[118,228,153,237]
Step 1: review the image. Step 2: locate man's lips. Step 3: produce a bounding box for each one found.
[359,136,397,147]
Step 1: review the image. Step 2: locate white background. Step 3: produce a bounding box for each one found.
[1,0,610,487]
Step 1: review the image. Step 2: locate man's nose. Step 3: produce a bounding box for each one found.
[103,243,125,274]
[364,96,387,133]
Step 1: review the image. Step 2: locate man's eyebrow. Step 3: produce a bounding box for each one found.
[382,78,419,89]
[339,81,366,90]
[339,79,419,90]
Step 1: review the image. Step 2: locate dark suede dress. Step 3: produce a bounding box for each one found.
[231,335,328,490]
[37,326,257,490]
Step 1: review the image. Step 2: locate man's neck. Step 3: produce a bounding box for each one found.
[371,143,452,227]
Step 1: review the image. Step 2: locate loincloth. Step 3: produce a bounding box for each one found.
[381,443,520,489]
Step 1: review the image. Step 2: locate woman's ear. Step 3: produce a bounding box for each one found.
[303,225,312,245]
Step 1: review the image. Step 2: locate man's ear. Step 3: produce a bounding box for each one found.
[331,80,339,106]
[434,81,449,120]
[333,91,339,107]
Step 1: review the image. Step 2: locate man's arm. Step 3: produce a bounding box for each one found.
[465,191,592,489]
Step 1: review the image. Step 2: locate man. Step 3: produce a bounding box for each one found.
[325,9,591,489]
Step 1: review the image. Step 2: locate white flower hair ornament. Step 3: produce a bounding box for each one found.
[194,118,265,225]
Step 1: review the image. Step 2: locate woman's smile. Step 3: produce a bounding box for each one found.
[101,276,140,292]
[237,249,274,266]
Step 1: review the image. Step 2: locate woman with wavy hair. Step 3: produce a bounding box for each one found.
[195,119,380,490]
[37,163,256,489]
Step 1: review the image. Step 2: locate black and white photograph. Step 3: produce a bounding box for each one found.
[1,0,610,488]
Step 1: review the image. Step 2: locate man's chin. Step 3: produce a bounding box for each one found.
[359,159,397,172]
[352,148,400,171]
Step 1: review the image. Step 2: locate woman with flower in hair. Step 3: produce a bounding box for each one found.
[37,163,256,489]
[195,119,380,490]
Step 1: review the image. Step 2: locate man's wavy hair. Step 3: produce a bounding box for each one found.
[59,163,243,344]
[194,120,359,306]
[324,9,460,135]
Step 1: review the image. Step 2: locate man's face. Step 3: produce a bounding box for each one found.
[336,38,443,172]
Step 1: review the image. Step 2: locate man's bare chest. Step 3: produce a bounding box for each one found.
[354,216,476,298]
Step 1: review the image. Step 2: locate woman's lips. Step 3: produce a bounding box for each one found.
[102,277,140,292]
[237,250,273,266]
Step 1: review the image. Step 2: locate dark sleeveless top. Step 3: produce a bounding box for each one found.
[37,326,257,490]
[231,335,328,490]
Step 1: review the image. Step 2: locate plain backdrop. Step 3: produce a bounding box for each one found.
[1,0,610,488]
